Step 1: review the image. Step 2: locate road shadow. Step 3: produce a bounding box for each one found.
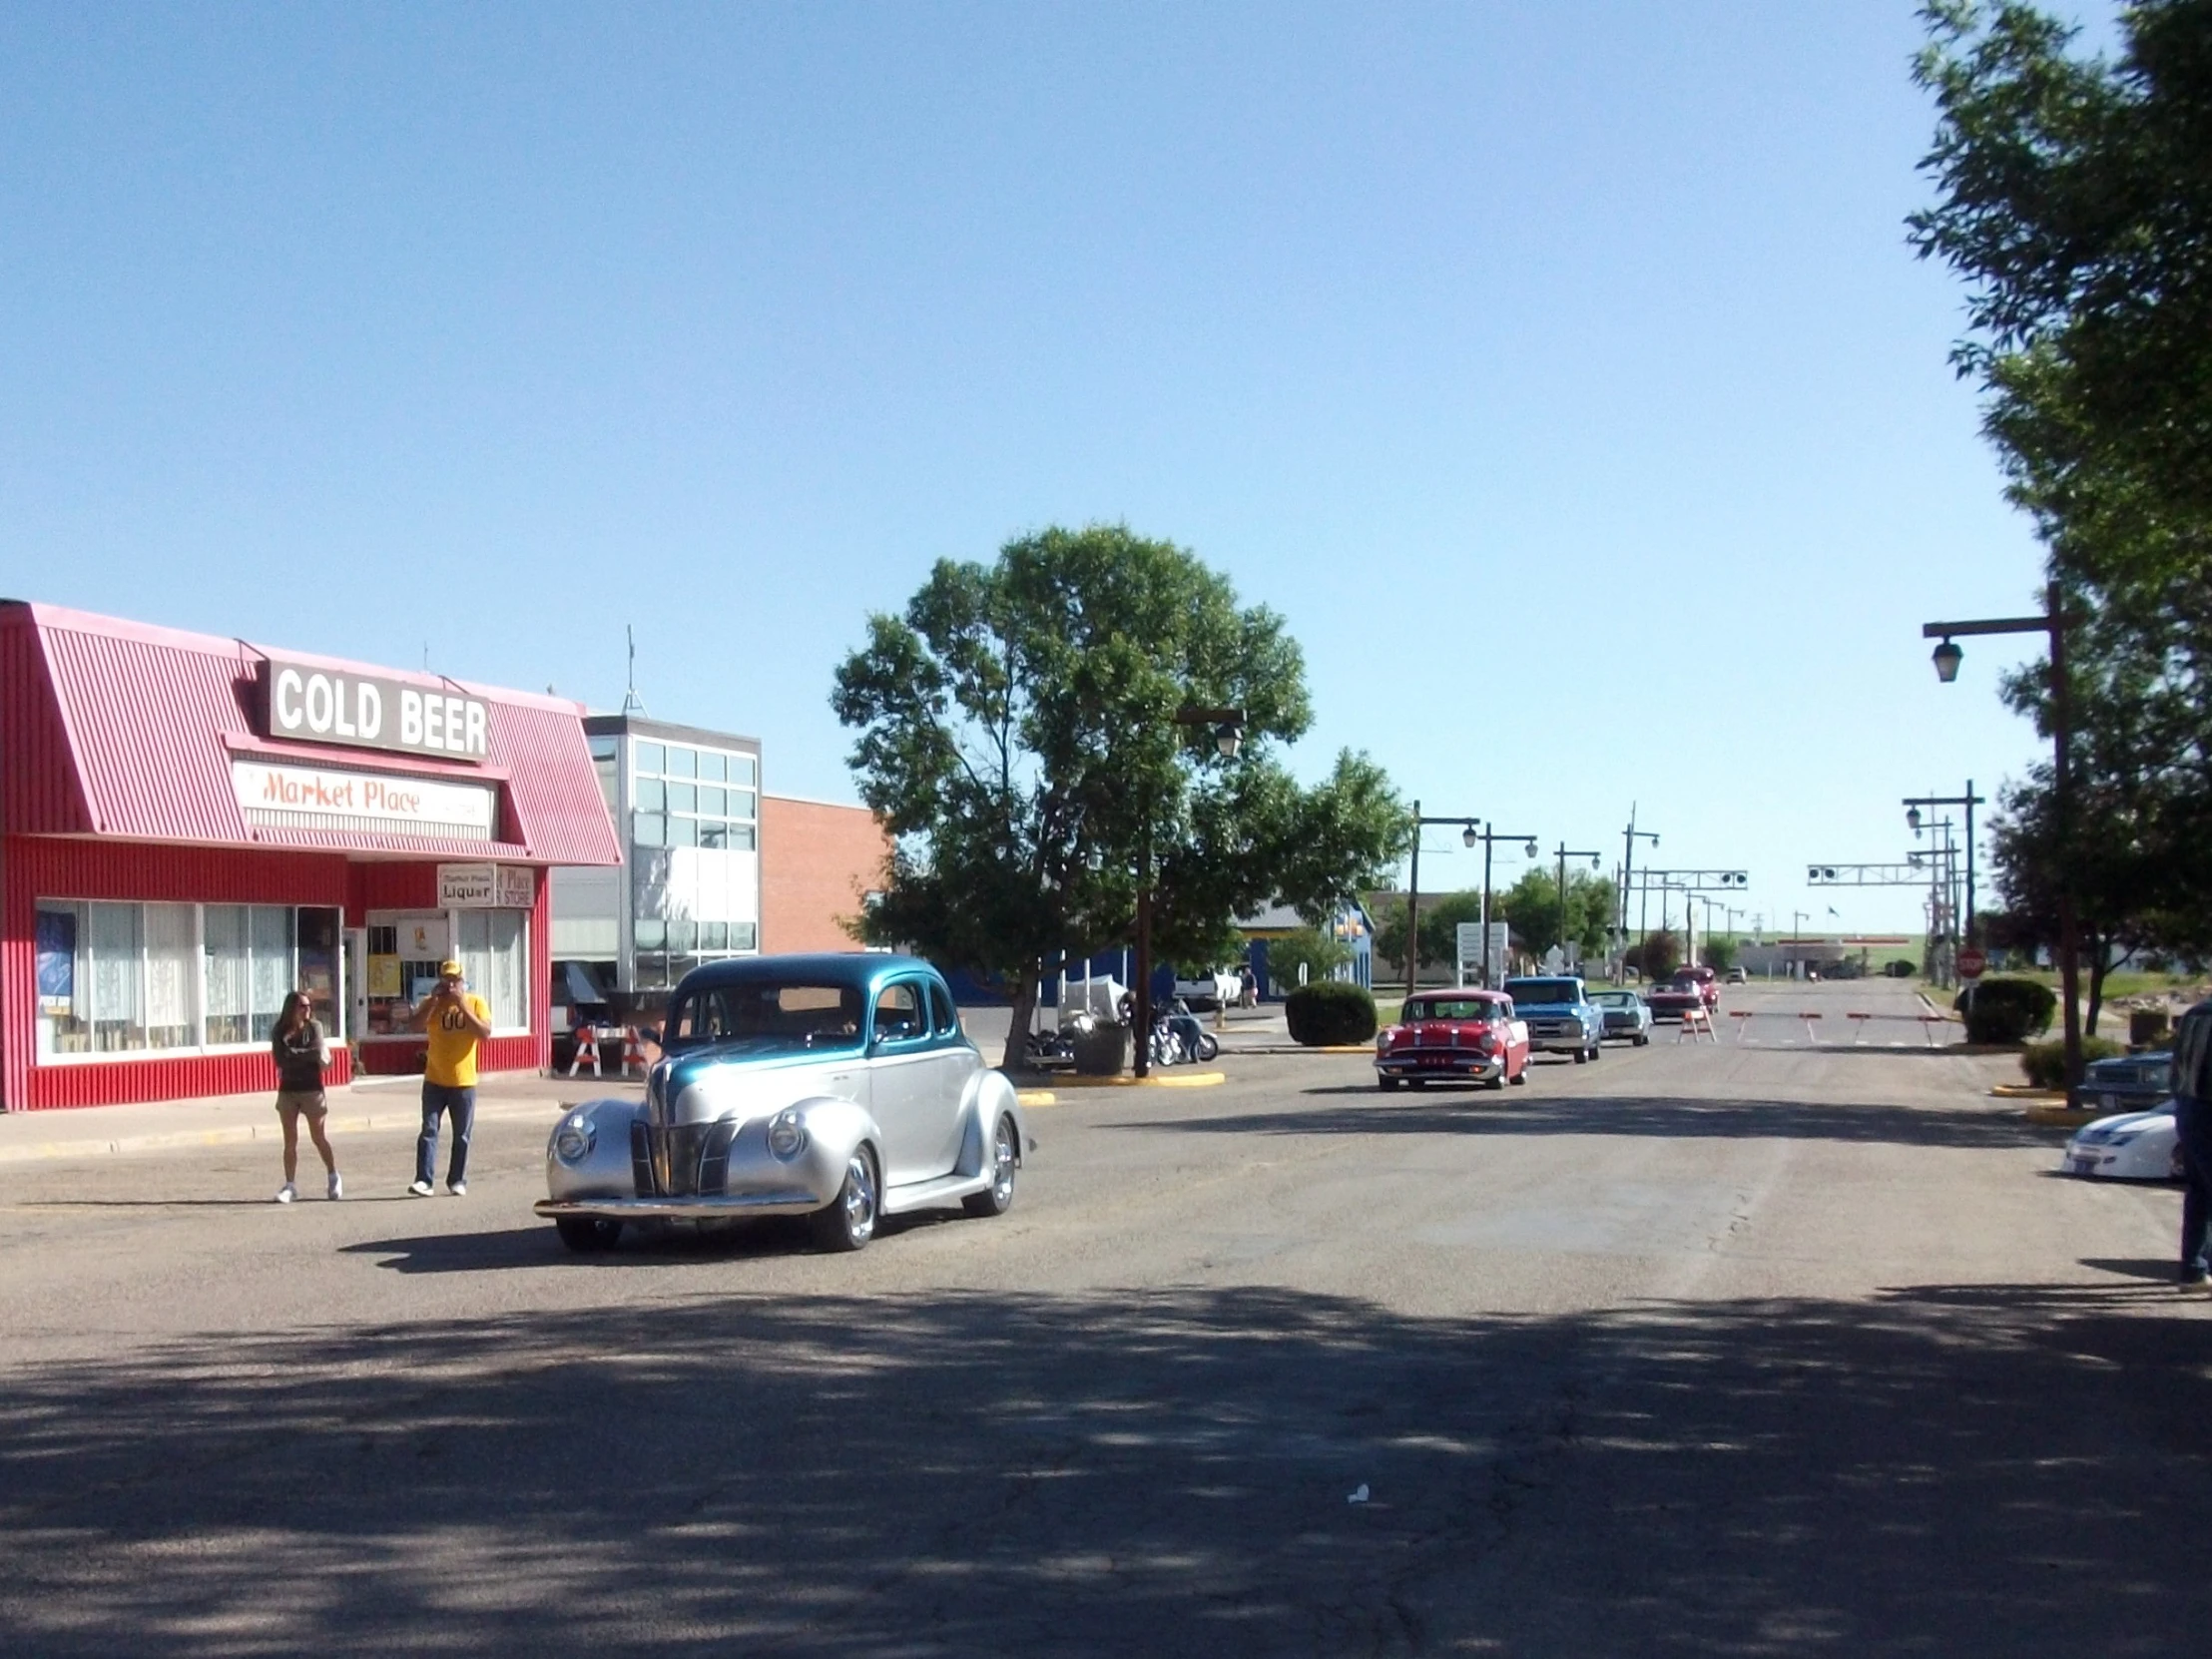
[1121,1092,2057,1152]
[342,1212,957,1274]
[2,1278,2209,1655]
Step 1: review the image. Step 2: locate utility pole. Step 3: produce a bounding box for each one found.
[1554,842,1603,971]
[1620,809,1659,976]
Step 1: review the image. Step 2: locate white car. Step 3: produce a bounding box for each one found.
[2060,1108,2182,1182]
[1173,968,1243,1010]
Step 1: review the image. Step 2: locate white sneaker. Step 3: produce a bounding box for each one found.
[447,1180,468,1197]
[326,1171,343,1200]
[407,1179,433,1197]
[275,1184,296,1205]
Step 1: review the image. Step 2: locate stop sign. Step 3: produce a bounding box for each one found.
[1956,947,1987,980]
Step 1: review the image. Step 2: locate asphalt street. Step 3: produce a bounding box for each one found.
[2,976,2206,1656]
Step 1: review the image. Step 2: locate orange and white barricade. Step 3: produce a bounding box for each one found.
[1800,1011,1823,1044]
[1729,1010,1754,1042]
[566,1023,603,1077]
[620,1026,651,1077]
[1677,1006,1716,1043]
[1848,1012,1872,1045]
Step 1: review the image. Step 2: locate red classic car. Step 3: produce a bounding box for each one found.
[1644,979,1704,1021]
[1375,990,1530,1091]
[1681,965,1721,1009]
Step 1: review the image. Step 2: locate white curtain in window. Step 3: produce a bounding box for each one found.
[457,909,529,1029]
[250,905,293,1036]
[89,902,144,1048]
[203,904,249,1043]
[489,909,526,1029]
[143,903,196,1047]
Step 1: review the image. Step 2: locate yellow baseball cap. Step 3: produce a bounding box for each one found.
[438,959,463,978]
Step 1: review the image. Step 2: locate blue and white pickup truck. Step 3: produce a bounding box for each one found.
[1500,975,1604,1064]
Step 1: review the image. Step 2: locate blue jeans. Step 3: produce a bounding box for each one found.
[416,1083,476,1187]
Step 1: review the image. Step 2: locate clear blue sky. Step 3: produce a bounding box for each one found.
[0,2,2114,936]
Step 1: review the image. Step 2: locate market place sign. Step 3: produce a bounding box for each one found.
[232,759,497,839]
[259,656,491,763]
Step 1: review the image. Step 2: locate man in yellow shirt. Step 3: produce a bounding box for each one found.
[407,959,493,1197]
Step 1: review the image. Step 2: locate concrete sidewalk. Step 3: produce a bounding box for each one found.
[0,1071,638,1166]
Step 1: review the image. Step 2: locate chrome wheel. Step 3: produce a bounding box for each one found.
[964,1116,1019,1217]
[811,1147,878,1252]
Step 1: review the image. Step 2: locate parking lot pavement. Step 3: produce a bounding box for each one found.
[3,1007,2208,1656]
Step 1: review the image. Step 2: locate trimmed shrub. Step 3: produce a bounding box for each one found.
[2019,1035,2125,1089]
[1954,976,2057,1044]
[1286,980,1378,1046]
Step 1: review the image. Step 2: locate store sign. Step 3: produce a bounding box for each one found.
[232,760,497,838]
[260,656,491,763]
[437,861,537,908]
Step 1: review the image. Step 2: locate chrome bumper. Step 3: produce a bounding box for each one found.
[1376,1054,1503,1080]
[536,1191,828,1222]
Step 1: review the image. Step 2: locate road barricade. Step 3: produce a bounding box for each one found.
[566,1024,603,1078]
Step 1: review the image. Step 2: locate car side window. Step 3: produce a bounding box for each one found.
[927,980,959,1036]
[873,982,925,1044]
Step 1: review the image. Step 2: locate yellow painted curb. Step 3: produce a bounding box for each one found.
[2026,1104,2098,1128]
[1015,1090,1057,1107]
[1991,1084,2065,1100]
[1045,1070,1228,1089]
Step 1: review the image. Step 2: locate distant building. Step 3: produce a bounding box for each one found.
[1239,900,1376,997]
[760,792,890,953]
[549,716,891,998]
[550,715,764,996]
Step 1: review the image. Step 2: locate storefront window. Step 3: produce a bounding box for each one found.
[39,898,339,1060]
[145,903,197,1050]
[457,908,528,1030]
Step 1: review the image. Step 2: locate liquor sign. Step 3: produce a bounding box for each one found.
[437,861,538,908]
[232,760,497,839]
[260,656,491,763]
[1956,946,1987,980]
[437,862,498,906]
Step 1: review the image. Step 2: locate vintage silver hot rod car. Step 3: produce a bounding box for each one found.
[536,953,1028,1253]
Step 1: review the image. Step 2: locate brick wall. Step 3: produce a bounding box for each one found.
[760,795,890,954]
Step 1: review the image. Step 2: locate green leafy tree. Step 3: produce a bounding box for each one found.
[1372,890,1486,979]
[832,524,1413,1068]
[1497,869,1617,961]
[1912,1,2212,1002]
[1627,928,1682,983]
[1698,934,1738,974]
[1262,926,1353,996]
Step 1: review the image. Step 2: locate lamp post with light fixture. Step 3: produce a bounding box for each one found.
[1921,581,2079,1087]
[1131,707,1245,1079]
[1402,809,1508,994]
[1554,844,1604,969]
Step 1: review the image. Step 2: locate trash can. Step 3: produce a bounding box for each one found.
[2130,1007,2172,1051]
[1070,1020,1130,1076]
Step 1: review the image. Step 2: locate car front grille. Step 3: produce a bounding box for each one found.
[631,1121,740,1197]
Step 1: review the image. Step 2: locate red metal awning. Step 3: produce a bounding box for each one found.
[0,601,620,865]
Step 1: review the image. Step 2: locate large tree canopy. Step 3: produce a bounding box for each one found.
[832,524,1411,1067]
[1912,1,2212,996]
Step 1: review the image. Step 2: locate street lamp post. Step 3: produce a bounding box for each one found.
[1922,582,2081,1088]
[1620,810,1659,975]
[1132,706,1245,1079]
[1467,824,1539,987]
[1402,808,1485,998]
[1554,843,1603,971]
[1904,783,1984,947]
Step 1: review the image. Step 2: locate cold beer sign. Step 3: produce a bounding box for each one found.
[260,656,491,763]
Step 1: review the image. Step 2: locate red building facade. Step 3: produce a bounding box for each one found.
[0,602,621,1111]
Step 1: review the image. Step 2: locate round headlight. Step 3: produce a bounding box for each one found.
[554,1116,596,1164]
[767,1109,807,1159]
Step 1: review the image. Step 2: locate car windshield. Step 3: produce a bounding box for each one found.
[1404,998,1502,1022]
[663,981,864,1053]
[1593,991,1639,1008]
[1503,979,1578,1004]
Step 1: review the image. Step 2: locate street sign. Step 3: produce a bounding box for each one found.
[1956,946,1986,979]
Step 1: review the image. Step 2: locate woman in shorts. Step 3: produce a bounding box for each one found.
[271,991,341,1203]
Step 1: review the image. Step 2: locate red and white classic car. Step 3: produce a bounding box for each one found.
[1375,990,1531,1091]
